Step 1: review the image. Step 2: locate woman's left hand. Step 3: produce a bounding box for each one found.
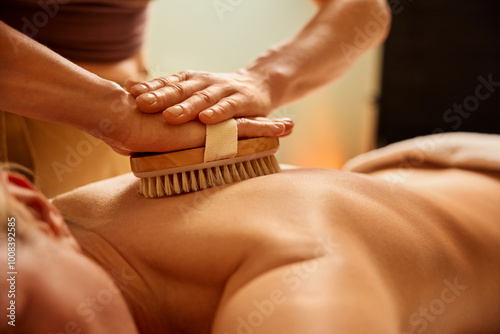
[127,69,275,125]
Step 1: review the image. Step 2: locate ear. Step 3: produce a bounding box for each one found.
[0,171,80,250]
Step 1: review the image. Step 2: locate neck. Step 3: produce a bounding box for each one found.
[68,222,170,333]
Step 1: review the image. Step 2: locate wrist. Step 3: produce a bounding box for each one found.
[79,81,137,152]
[244,49,293,110]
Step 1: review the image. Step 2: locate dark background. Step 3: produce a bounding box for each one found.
[377,0,500,146]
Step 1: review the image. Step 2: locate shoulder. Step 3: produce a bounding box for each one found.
[51,173,140,227]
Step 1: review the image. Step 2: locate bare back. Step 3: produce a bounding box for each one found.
[52,168,500,334]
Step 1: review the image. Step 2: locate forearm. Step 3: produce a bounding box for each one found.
[245,0,391,109]
[0,21,131,133]
[0,22,293,155]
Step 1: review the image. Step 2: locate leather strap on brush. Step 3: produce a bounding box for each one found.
[203,118,238,162]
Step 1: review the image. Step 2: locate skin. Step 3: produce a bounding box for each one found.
[0,22,292,156]
[1,164,500,334]
[0,0,389,155]
[0,171,138,334]
[130,0,391,125]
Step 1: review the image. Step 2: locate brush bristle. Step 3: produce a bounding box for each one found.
[139,155,281,198]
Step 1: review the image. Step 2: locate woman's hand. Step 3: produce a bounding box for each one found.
[125,0,391,130]
[127,69,276,125]
[98,90,293,156]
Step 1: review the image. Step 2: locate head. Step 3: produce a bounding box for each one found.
[0,168,138,334]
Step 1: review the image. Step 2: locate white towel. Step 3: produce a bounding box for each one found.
[343,132,500,173]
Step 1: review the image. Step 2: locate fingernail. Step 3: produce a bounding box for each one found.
[135,84,149,94]
[141,93,156,105]
[273,123,285,134]
[167,105,183,117]
[203,110,214,118]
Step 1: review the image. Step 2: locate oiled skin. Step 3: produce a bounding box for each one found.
[52,167,500,334]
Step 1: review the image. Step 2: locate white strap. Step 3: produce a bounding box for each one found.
[204,118,238,162]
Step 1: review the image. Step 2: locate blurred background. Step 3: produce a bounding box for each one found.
[146,0,382,169]
[146,0,500,169]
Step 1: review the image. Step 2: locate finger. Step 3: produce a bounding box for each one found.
[236,117,293,138]
[125,80,140,93]
[136,79,210,114]
[274,118,294,137]
[162,118,292,151]
[198,93,264,124]
[162,85,232,125]
[129,71,191,97]
[133,118,207,154]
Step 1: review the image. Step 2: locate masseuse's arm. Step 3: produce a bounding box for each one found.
[129,0,390,125]
[0,21,293,155]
